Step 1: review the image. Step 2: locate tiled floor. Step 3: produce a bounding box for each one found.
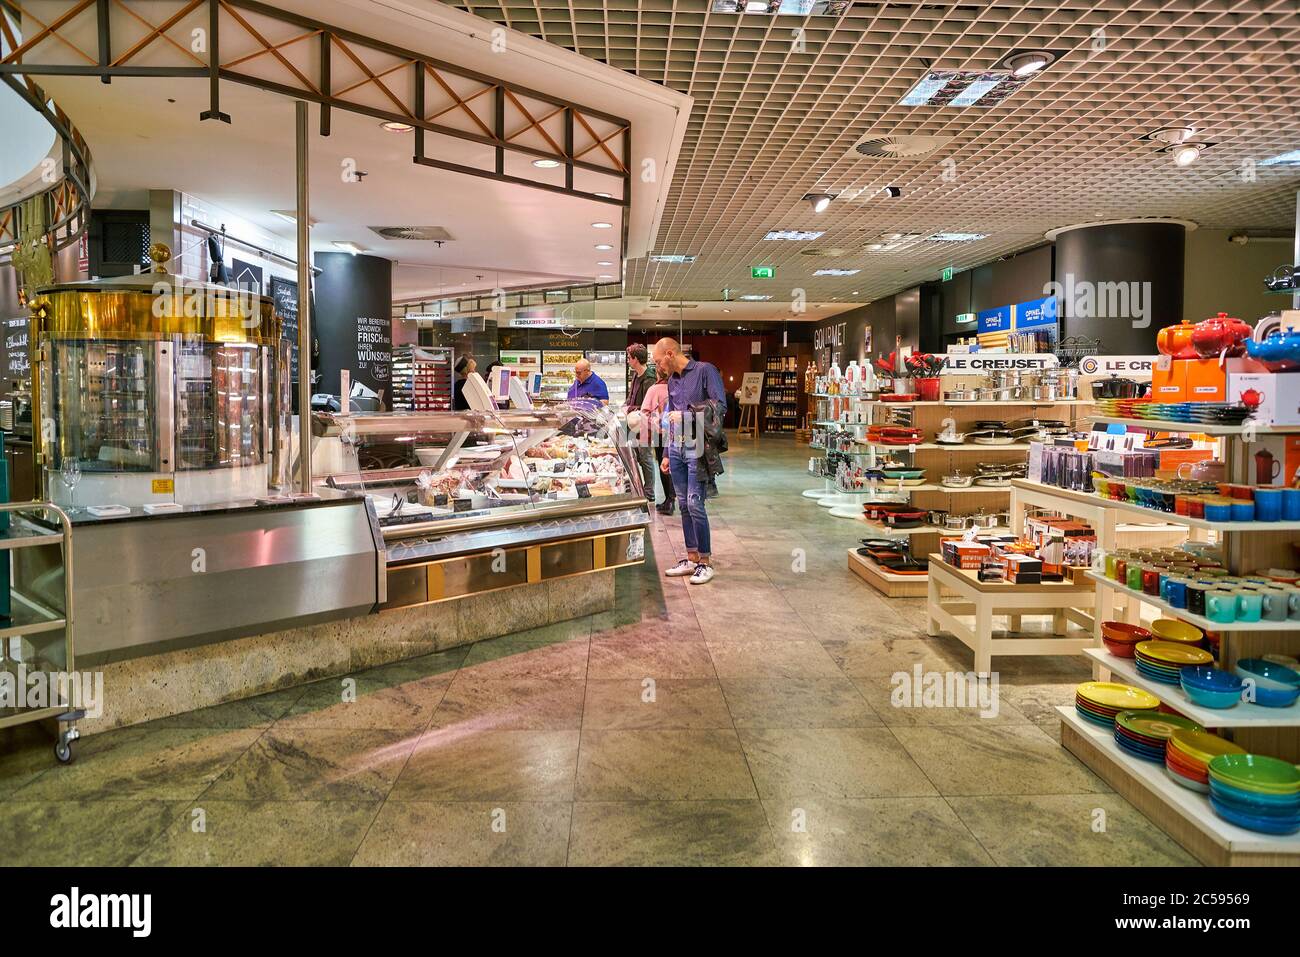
[0,438,1196,866]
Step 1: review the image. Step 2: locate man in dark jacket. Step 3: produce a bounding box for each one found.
[625,343,656,504]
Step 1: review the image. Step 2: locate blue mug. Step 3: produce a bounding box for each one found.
[1230,500,1255,522]
[1284,487,1300,521]
[1255,487,1284,522]
[1204,501,1233,522]
[1165,577,1189,609]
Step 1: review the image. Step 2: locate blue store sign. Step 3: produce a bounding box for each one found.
[1015,294,1058,329]
[977,305,1011,333]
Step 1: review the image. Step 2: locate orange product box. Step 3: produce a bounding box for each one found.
[941,540,989,569]
[1158,448,1213,474]
[1151,356,1186,401]
[1182,358,1226,402]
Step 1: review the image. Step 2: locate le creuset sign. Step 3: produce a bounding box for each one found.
[1078,355,1155,379]
[941,353,1060,373]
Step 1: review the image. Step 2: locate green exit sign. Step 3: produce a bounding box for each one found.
[941,266,954,282]
[751,266,775,279]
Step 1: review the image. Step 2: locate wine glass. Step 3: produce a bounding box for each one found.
[60,458,81,514]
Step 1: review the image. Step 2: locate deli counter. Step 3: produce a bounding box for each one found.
[18,273,648,699]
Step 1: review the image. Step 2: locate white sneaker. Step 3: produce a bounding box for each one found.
[665,559,696,577]
[688,563,715,585]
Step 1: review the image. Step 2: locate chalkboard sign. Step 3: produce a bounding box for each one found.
[356,315,393,389]
[269,276,299,383]
[3,317,29,381]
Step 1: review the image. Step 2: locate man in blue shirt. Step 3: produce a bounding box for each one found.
[567,358,609,402]
[652,337,725,585]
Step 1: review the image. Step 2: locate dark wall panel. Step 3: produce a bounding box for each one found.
[313,252,394,397]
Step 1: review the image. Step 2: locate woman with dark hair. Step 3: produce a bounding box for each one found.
[452,354,476,411]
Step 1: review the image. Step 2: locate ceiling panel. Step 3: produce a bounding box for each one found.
[447,0,1300,304]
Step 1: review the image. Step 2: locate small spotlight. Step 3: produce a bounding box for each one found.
[882,186,902,198]
[532,158,562,169]
[1005,51,1053,77]
[803,192,835,214]
[591,222,613,229]
[1171,144,1202,167]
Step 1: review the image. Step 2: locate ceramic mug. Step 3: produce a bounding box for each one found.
[1230,500,1256,522]
[1187,582,1211,616]
[1255,487,1284,522]
[1165,576,1189,609]
[1260,587,1289,622]
[1284,586,1300,620]
[1204,499,1233,522]
[1177,460,1226,482]
[1126,562,1144,591]
[1206,589,1237,624]
[1235,588,1263,623]
[1284,488,1300,521]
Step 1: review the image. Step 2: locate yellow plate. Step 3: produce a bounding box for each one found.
[1150,618,1204,645]
[1076,681,1160,711]
[1134,640,1213,666]
[1168,728,1246,765]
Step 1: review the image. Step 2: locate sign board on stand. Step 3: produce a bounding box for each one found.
[738,372,765,405]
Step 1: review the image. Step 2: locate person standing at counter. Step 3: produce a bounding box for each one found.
[652,337,724,585]
[452,355,476,411]
[625,343,656,506]
[567,358,609,403]
[642,366,675,517]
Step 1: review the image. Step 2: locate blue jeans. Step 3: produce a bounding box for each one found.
[668,449,710,557]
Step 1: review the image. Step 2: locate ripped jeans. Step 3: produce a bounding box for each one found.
[668,447,710,558]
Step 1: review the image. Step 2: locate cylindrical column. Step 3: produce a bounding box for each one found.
[295,100,312,493]
[1050,221,1188,353]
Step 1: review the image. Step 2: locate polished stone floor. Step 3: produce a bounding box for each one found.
[0,438,1195,866]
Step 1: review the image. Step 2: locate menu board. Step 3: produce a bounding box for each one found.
[541,349,583,399]
[3,317,29,381]
[269,276,299,383]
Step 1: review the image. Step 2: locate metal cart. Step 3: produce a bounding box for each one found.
[0,502,79,763]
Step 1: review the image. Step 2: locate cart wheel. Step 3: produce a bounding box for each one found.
[54,739,74,764]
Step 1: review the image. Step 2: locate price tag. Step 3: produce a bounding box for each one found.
[576,484,591,498]
[151,479,175,494]
[626,530,645,561]
[452,497,473,512]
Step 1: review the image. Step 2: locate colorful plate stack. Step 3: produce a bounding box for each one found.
[1114,711,1203,763]
[1165,729,1245,793]
[1134,640,1214,686]
[1075,681,1160,728]
[1207,754,1300,835]
[1101,621,1151,659]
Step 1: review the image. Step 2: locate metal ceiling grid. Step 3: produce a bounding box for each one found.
[451,0,1300,305]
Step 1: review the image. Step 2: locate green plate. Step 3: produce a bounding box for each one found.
[1208,754,1300,793]
[1115,711,1203,740]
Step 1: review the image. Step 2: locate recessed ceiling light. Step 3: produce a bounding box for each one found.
[271,209,318,226]
[332,241,366,255]
[813,268,860,276]
[1260,150,1300,167]
[721,308,731,313]
[597,261,614,266]
[804,192,835,214]
[532,158,562,169]
[649,254,697,263]
[598,274,614,279]
[1171,144,1202,166]
[380,120,414,132]
[594,192,613,198]
[1004,50,1056,78]
[739,295,771,301]
[591,222,613,229]
[595,244,613,250]
[764,230,824,241]
[929,232,987,242]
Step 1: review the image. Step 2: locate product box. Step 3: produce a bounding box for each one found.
[1225,371,1300,427]
[1150,357,1186,401]
[1158,448,1214,475]
[1183,358,1227,402]
[1000,554,1043,584]
[941,540,990,570]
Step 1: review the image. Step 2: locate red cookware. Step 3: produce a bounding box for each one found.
[1191,312,1253,359]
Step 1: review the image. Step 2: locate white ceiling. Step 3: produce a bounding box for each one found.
[450,0,1300,305]
[19,0,691,301]
[634,298,854,324]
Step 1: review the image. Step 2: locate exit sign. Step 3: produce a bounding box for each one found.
[941,266,954,282]
[751,266,774,279]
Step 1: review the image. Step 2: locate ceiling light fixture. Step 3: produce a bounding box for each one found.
[1260,150,1300,167]
[929,232,987,242]
[813,268,860,276]
[739,295,771,301]
[765,230,824,241]
[1004,51,1055,78]
[532,158,562,169]
[594,244,613,250]
[1143,126,1214,166]
[591,222,613,229]
[380,120,414,132]
[649,254,697,263]
[596,261,614,266]
[882,186,902,198]
[332,241,367,255]
[804,192,835,214]
[1171,144,1202,167]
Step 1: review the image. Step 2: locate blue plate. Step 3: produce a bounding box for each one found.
[1075,706,1114,727]
[1210,797,1300,834]
[1181,665,1243,692]
[1210,779,1300,811]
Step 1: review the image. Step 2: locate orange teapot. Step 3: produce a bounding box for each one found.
[1157,320,1199,359]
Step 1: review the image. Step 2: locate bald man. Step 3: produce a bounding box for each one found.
[651,337,726,585]
[567,356,609,403]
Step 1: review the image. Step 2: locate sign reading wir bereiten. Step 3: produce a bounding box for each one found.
[356,315,392,384]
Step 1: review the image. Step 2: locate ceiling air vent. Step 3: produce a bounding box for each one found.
[851,134,955,159]
[368,226,455,241]
[799,247,851,258]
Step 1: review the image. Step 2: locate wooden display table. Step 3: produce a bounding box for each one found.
[926,553,1095,672]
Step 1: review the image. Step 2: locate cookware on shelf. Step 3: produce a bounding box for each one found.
[1157,320,1201,359]
[1191,312,1253,359]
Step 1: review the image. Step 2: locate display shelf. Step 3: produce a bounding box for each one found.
[1089,415,1300,436]
[1082,648,1300,728]
[0,518,66,551]
[850,515,1012,536]
[846,548,927,596]
[1011,479,1300,532]
[854,441,1032,452]
[1057,706,1300,865]
[1086,571,1298,632]
[875,399,1091,407]
[838,483,1013,494]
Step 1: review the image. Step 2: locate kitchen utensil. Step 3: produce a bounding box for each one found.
[943,389,977,402]
[1092,375,1144,400]
[941,473,974,488]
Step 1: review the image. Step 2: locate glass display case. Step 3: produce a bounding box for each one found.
[30,272,288,510]
[312,403,650,606]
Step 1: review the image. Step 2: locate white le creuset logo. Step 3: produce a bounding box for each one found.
[50,888,151,937]
[1080,356,1155,377]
